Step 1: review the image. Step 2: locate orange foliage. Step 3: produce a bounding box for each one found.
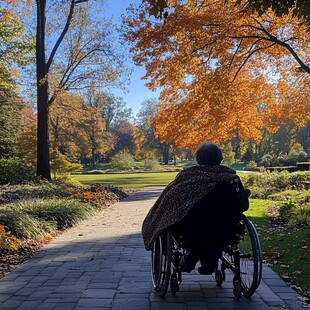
[124,0,310,151]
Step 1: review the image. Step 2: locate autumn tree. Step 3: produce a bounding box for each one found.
[49,92,84,161]
[4,1,129,180]
[78,90,115,169]
[17,103,37,166]
[0,66,24,158]
[145,0,310,27]
[124,0,310,152]
[49,90,115,168]
[135,98,172,163]
[101,93,133,131]
[0,7,33,69]
[238,0,310,28]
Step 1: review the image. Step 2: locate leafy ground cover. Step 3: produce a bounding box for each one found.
[0,182,129,279]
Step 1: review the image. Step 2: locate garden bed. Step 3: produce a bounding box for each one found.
[0,182,130,280]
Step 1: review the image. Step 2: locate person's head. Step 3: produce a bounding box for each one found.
[195,142,223,165]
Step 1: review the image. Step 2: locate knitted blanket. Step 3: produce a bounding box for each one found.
[142,165,239,250]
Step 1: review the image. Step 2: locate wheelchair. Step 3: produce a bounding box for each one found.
[150,182,262,299]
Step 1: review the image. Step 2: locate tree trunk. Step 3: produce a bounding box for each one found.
[162,143,169,165]
[36,0,51,180]
[90,146,96,170]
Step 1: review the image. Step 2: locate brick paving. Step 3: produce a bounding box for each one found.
[0,187,306,310]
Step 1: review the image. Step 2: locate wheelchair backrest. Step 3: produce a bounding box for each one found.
[179,181,242,248]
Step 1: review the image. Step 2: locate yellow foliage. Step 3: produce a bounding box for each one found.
[50,152,82,179]
[0,225,20,252]
[124,0,310,151]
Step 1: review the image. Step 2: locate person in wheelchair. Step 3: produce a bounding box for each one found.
[142,141,250,275]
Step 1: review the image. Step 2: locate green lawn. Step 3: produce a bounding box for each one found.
[72,172,178,188]
[247,199,310,295]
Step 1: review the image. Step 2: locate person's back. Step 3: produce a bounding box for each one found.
[142,141,250,267]
[181,180,241,248]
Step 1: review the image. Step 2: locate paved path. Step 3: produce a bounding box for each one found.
[0,187,307,310]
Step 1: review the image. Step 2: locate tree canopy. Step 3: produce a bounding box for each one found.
[125,0,310,151]
[145,0,310,28]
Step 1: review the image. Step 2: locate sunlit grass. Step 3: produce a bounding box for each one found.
[72,172,178,188]
[248,199,310,295]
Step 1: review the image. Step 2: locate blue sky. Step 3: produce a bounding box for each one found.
[103,0,160,115]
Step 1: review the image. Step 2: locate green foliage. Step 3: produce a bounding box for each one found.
[238,0,310,29]
[144,157,161,171]
[0,182,127,257]
[288,205,310,228]
[50,153,82,179]
[110,150,135,170]
[22,198,98,230]
[0,206,56,239]
[268,190,310,204]
[286,145,309,165]
[0,158,38,185]
[222,142,235,166]
[245,160,257,169]
[0,66,24,158]
[0,182,76,204]
[278,200,297,219]
[259,154,279,167]
[0,198,97,238]
[0,9,34,67]
[241,171,310,198]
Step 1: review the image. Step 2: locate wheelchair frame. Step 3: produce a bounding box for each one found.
[151,214,262,299]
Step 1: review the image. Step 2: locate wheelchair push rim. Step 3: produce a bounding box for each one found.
[151,230,172,297]
[238,214,263,297]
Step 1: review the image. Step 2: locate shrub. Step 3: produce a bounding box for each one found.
[144,158,161,171]
[110,150,135,170]
[288,205,310,228]
[268,190,310,204]
[0,206,55,239]
[0,158,38,185]
[50,153,82,179]
[244,161,257,171]
[222,143,235,166]
[286,144,309,165]
[278,200,297,219]
[259,154,272,167]
[242,171,310,195]
[20,198,98,230]
[0,198,98,238]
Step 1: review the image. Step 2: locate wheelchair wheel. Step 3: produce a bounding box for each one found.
[238,214,262,297]
[151,230,172,297]
[215,269,224,286]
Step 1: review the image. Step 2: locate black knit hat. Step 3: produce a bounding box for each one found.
[195,142,223,165]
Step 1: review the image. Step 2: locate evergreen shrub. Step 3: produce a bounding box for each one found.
[0,158,38,185]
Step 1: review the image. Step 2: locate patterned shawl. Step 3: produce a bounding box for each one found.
[142,165,239,250]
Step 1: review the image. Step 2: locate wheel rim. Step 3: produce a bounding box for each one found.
[238,214,262,297]
[151,231,172,297]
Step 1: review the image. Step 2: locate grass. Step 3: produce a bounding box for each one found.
[0,198,98,238]
[247,199,310,296]
[72,172,178,188]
